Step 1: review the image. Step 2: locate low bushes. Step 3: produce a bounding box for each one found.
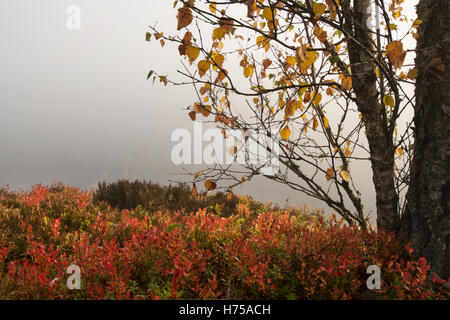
[0,183,448,299]
[95,180,241,217]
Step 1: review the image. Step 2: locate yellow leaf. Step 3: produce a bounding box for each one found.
[313,116,318,131]
[386,41,406,69]
[395,147,403,157]
[300,51,318,70]
[312,92,322,106]
[407,68,418,80]
[198,60,211,77]
[286,56,297,67]
[212,27,226,41]
[243,65,254,78]
[383,95,395,108]
[256,35,270,51]
[211,53,225,67]
[340,170,350,182]
[280,126,291,140]
[345,146,351,157]
[293,100,303,111]
[209,3,216,14]
[267,19,278,32]
[412,19,422,29]
[341,76,352,91]
[263,7,275,21]
[186,45,200,62]
[177,6,193,30]
[204,180,217,191]
[194,170,203,179]
[323,116,329,128]
[313,3,326,17]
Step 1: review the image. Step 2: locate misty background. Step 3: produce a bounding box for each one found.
[0,1,418,221]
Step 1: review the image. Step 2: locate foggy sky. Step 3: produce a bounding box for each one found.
[0,1,418,221]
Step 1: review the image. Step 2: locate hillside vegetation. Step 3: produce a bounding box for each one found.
[0,181,447,299]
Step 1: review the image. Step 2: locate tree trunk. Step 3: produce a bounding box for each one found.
[402,0,450,279]
[343,0,399,232]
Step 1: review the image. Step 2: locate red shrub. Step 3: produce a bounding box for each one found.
[0,184,448,300]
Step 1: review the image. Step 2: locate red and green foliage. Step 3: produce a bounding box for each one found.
[0,184,448,299]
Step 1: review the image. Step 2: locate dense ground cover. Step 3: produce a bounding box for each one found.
[0,183,448,299]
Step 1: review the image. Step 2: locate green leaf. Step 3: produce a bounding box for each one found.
[383,95,395,108]
[329,55,339,65]
[146,70,154,80]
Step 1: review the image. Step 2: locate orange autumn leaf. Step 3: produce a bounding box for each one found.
[263,59,272,70]
[323,116,329,128]
[188,111,196,121]
[341,76,352,91]
[326,168,334,180]
[212,27,226,41]
[386,41,406,69]
[313,116,319,131]
[204,180,217,191]
[312,92,322,106]
[313,3,326,17]
[215,69,228,83]
[177,6,193,30]
[407,68,418,80]
[219,18,234,34]
[198,60,211,77]
[211,53,225,68]
[186,46,200,62]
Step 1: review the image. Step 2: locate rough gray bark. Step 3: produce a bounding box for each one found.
[402,0,450,279]
[342,0,399,233]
